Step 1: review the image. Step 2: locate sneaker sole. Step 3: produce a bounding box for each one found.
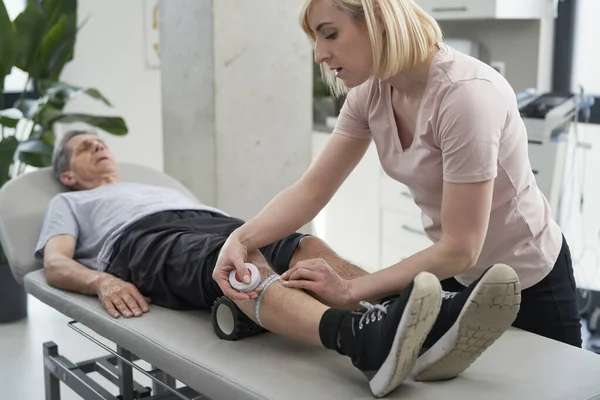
[370,271,442,398]
[413,264,521,382]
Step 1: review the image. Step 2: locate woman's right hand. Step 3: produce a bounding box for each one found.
[213,233,257,301]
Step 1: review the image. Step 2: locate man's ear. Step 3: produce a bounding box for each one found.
[60,171,77,187]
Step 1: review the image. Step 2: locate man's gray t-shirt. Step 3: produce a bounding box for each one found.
[34,182,227,271]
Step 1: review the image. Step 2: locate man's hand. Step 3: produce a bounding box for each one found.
[43,235,151,318]
[96,274,151,319]
[281,258,355,308]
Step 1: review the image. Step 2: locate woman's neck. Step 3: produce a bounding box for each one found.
[385,44,440,97]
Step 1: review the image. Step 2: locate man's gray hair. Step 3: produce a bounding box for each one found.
[51,130,96,182]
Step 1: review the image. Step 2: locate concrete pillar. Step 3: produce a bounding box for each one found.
[159,0,313,221]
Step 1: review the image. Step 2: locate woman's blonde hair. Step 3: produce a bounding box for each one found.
[300,0,443,97]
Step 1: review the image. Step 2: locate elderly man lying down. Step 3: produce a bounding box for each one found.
[35,130,520,398]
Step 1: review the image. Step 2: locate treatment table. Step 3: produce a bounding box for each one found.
[2,163,600,400]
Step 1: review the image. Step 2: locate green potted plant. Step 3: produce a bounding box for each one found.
[0,0,128,322]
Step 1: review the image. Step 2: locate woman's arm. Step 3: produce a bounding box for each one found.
[349,178,494,302]
[235,133,371,250]
[215,86,373,300]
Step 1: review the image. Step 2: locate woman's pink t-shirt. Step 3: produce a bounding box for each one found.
[333,42,562,289]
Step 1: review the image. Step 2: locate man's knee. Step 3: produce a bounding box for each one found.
[289,235,334,265]
[297,235,331,252]
[290,236,370,280]
[246,250,278,284]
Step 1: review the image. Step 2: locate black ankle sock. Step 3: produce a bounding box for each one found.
[319,309,346,350]
[379,293,400,304]
[319,308,356,358]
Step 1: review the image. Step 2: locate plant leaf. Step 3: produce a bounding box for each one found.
[13,2,46,76]
[82,88,112,107]
[13,99,40,119]
[0,137,19,187]
[0,108,23,128]
[0,0,18,78]
[13,0,78,80]
[33,104,63,128]
[0,0,18,106]
[39,80,113,108]
[42,0,77,32]
[30,106,128,136]
[15,139,54,168]
[41,128,56,145]
[38,13,77,81]
[55,114,128,135]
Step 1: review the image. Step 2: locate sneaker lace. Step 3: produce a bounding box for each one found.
[442,290,458,300]
[357,301,389,330]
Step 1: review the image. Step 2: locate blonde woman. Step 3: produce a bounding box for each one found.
[215,0,581,383]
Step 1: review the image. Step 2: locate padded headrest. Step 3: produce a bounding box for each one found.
[0,163,199,284]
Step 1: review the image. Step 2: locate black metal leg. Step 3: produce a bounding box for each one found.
[152,367,176,395]
[43,342,61,400]
[65,321,201,400]
[117,346,135,400]
[165,375,176,391]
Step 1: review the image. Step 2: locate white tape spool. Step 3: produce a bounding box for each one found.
[229,263,260,292]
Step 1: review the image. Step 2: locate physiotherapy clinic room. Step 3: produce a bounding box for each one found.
[1,0,600,399]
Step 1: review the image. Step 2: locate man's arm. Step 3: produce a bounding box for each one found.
[44,234,106,294]
[43,235,150,318]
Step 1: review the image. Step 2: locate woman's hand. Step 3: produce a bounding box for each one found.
[213,233,257,301]
[281,258,354,308]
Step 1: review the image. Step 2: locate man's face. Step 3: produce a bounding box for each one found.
[60,134,118,190]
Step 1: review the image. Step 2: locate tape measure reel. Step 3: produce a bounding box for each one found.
[229,263,260,292]
[211,296,267,341]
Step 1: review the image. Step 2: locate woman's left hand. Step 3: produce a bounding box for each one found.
[281,258,354,308]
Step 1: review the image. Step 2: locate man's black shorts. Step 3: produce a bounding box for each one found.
[106,210,308,310]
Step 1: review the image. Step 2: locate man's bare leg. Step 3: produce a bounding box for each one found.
[229,249,443,398]
[289,236,369,280]
[288,236,386,307]
[234,249,326,345]
[278,235,521,386]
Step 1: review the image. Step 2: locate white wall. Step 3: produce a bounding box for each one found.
[160,0,314,219]
[572,0,600,95]
[58,0,163,172]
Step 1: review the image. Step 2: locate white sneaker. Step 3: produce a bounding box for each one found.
[413,264,521,381]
